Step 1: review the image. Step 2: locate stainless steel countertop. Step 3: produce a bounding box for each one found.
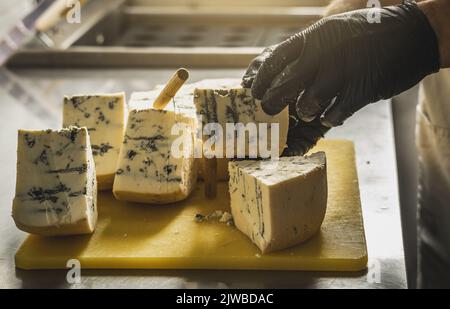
[0,68,406,289]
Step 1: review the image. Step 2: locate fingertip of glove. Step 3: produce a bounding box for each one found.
[319,118,335,128]
[251,83,265,100]
[320,114,343,128]
[241,76,253,89]
[282,148,304,157]
[295,100,318,123]
[299,114,316,123]
[261,99,282,116]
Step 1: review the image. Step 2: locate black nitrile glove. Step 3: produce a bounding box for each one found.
[243,46,330,156]
[243,1,440,155]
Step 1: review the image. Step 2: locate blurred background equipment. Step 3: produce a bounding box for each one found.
[0,0,57,66]
[7,0,325,68]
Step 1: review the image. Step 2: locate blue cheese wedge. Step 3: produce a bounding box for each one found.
[12,127,97,236]
[113,108,197,204]
[228,152,328,253]
[194,88,289,180]
[63,93,126,190]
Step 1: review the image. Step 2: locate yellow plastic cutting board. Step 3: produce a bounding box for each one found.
[15,140,367,271]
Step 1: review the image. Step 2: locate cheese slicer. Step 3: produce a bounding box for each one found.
[0,0,88,67]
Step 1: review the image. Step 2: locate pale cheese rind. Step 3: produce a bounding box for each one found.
[228,152,328,253]
[63,93,126,190]
[113,108,197,204]
[12,127,97,236]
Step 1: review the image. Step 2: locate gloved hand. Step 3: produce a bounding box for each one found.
[243,46,331,156]
[243,1,440,155]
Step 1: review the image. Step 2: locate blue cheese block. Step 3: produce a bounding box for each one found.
[129,79,245,181]
[228,152,328,253]
[63,93,126,190]
[194,88,289,180]
[12,127,97,236]
[113,108,197,204]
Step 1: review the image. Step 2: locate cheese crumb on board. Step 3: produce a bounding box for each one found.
[228,152,328,253]
[63,93,126,190]
[12,127,97,236]
[194,210,234,226]
[113,108,197,204]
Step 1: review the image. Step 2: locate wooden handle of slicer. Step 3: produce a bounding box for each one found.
[153,68,190,110]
